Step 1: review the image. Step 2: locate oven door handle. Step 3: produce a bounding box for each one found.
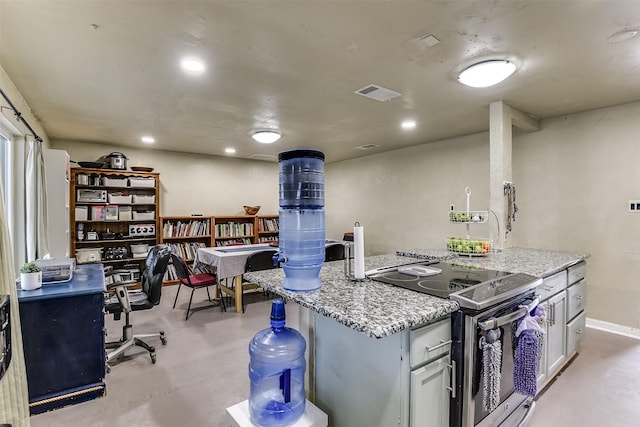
[478,297,540,331]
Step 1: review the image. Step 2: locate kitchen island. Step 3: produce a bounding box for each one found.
[243,247,589,427]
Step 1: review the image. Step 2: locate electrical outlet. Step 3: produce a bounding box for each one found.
[450,204,455,212]
[628,200,640,212]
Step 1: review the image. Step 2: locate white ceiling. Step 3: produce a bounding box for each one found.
[1,1,639,163]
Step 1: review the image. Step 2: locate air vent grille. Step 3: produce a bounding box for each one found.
[354,84,402,102]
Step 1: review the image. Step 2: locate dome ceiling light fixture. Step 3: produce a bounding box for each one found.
[608,28,639,43]
[457,59,517,88]
[180,57,206,74]
[251,130,282,144]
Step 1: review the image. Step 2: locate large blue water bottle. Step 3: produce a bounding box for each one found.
[249,299,307,427]
[278,149,325,291]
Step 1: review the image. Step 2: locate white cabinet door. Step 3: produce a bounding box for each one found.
[545,291,567,377]
[410,354,451,427]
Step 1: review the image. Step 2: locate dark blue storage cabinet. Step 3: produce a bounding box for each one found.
[17,264,106,414]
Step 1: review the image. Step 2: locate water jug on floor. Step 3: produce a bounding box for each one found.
[278,149,325,291]
[249,299,307,427]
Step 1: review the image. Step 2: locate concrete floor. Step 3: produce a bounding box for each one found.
[29,285,640,426]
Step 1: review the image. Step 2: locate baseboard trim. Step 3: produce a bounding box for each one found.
[586,317,640,340]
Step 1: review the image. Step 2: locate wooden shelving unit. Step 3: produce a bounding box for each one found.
[160,215,213,283]
[213,215,257,247]
[257,215,279,244]
[70,167,160,283]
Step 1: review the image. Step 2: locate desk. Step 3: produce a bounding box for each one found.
[196,244,273,313]
[17,263,106,414]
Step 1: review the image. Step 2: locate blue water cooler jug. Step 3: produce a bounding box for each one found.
[249,299,307,427]
[278,149,325,291]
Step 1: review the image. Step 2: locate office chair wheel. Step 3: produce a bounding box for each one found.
[160,331,167,345]
[150,353,156,364]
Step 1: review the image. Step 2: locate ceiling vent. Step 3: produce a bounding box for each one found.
[354,84,402,102]
[249,153,278,161]
[355,144,380,150]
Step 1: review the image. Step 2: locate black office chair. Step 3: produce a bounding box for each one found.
[105,244,171,365]
[171,253,225,320]
[325,243,346,261]
[231,249,278,313]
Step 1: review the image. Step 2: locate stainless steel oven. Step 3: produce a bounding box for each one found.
[451,293,540,427]
[368,262,542,427]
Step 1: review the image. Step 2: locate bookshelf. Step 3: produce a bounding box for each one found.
[160,214,278,283]
[257,215,279,244]
[160,216,213,283]
[213,215,257,247]
[70,167,160,285]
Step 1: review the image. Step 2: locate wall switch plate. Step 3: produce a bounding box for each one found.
[628,200,640,212]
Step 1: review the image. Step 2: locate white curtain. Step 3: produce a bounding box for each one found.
[0,170,31,425]
[25,137,49,260]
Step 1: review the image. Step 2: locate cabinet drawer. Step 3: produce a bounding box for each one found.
[536,270,567,301]
[410,318,451,368]
[566,311,587,356]
[568,261,587,286]
[567,280,587,321]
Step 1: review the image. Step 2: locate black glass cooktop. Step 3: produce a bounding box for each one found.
[367,262,542,310]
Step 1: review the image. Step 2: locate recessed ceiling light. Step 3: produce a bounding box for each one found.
[401,120,417,129]
[141,136,155,144]
[251,130,281,144]
[225,147,236,154]
[608,29,639,43]
[180,57,206,74]
[457,60,517,88]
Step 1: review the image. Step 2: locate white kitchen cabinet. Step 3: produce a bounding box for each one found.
[566,262,587,358]
[536,270,567,389]
[314,314,452,427]
[544,290,567,378]
[566,311,587,356]
[44,149,70,258]
[410,354,451,427]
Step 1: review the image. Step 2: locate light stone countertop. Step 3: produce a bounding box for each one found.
[243,247,589,339]
[398,247,590,278]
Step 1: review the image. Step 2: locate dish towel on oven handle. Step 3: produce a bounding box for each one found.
[514,305,546,397]
[481,328,502,412]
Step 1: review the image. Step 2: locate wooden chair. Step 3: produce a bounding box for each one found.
[171,254,225,320]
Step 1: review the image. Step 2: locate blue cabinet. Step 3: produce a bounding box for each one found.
[17,264,106,414]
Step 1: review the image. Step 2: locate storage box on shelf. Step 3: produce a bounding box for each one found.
[70,168,160,283]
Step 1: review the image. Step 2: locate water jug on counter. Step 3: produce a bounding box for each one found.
[278,149,325,291]
[249,299,307,427]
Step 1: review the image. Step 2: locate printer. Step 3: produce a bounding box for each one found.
[35,258,76,283]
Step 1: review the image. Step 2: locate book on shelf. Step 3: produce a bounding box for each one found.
[258,217,279,232]
[167,241,206,261]
[164,264,178,281]
[258,236,279,243]
[163,219,211,237]
[215,221,254,238]
[215,238,252,247]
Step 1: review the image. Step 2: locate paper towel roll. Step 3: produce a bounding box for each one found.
[354,224,365,279]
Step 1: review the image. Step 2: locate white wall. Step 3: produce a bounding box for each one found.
[513,101,640,328]
[50,141,280,217]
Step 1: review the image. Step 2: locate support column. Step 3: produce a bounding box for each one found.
[489,101,513,250]
[489,101,540,250]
